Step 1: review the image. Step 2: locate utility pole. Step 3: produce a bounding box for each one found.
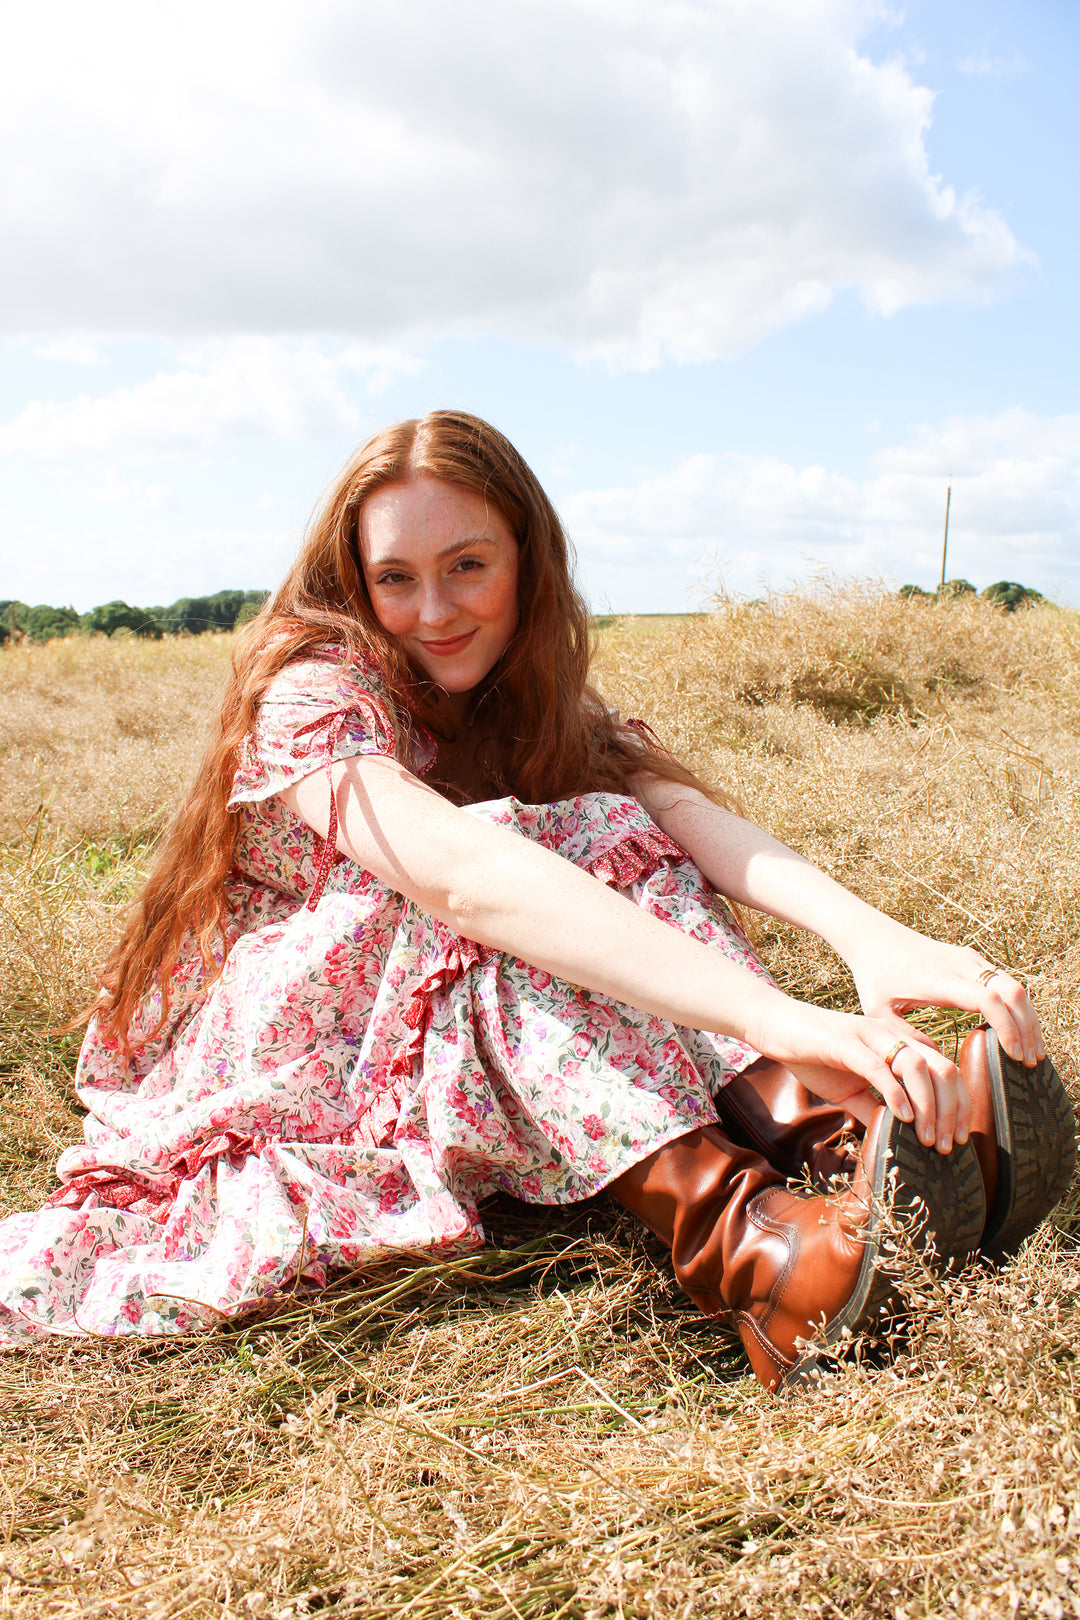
[939,485,951,593]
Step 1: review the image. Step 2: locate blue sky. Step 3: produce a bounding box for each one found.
[0,0,1076,613]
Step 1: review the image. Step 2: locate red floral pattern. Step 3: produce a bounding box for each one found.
[0,652,771,1342]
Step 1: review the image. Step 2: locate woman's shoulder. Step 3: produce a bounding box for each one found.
[260,641,392,711]
[230,641,435,806]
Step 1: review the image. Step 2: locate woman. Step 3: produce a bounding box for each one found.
[0,411,1073,1388]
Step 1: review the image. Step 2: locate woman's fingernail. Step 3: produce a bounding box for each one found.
[900,1103,914,1123]
[955,1127,969,1145]
[939,1135,952,1154]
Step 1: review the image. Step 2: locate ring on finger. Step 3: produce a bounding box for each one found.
[884,1039,908,1071]
[978,965,1007,988]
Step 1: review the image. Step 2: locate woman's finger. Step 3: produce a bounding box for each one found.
[785,1055,911,1129]
[877,961,1047,1072]
[946,964,1044,1068]
[976,969,1045,1067]
[878,1041,939,1150]
[872,1021,945,1143]
[879,1019,943,1057]
[885,1042,968,1154]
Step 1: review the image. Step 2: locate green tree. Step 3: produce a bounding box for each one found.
[152,589,266,634]
[981,580,1046,612]
[81,600,162,637]
[0,600,28,644]
[23,604,81,642]
[235,591,270,627]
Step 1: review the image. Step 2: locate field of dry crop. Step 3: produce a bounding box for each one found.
[2,588,1080,1619]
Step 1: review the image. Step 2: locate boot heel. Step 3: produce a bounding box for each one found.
[882,1118,987,1265]
[981,1035,1076,1263]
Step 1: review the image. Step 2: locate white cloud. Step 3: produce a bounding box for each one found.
[338,344,428,397]
[34,339,106,365]
[72,469,176,512]
[563,410,1080,608]
[7,408,1076,615]
[0,0,1027,368]
[4,522,296,614]
[957,51,1027,78]
[0,337,421,457]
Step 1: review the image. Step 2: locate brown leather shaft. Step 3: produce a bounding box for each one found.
[957,1026,1000,1220]
[610,1119,880,1390]
[715,1057,862,1185]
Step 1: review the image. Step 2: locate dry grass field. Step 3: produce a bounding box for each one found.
[2,589,1080,1619]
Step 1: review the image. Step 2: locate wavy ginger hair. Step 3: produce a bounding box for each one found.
[98,410,735,1042]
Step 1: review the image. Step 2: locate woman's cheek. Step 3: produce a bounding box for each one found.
[371,594,410,637]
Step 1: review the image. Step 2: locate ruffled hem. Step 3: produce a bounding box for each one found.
[1,792,767,1342]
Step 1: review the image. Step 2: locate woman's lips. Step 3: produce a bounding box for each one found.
[418,629,478,656]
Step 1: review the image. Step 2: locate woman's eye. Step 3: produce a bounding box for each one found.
[375,571,408,587]
[455,556,484,574]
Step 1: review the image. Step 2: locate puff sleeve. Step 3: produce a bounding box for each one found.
[228,650,437,909]
[229,650,435,808]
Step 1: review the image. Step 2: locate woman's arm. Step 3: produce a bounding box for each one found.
[635,773,1045,1071]
[281,756,969,1152]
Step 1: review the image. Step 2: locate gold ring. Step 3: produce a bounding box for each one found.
[978,966,1005,988]
[884,1039,908,1071]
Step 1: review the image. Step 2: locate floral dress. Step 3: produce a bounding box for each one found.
[0,651,773,1342]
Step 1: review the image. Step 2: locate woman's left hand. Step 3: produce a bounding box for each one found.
[844,914,1045,1069]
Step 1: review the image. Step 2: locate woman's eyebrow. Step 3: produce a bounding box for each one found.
[368,536,499,568]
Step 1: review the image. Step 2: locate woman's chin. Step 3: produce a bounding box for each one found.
[419,657,499,696]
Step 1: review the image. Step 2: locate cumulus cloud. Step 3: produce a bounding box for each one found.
[0,337,421,457]
[0,0,1027,367]
[564,410,1080,606]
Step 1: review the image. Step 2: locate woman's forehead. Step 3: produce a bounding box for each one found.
[359,477,514,562]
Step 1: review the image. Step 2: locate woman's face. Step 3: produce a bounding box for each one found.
[359,477,520,705]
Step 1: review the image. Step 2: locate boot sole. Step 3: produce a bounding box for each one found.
[979,1031,1077,1265]
[784,1114,986,1389]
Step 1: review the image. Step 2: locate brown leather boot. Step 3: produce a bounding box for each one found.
[959,1026,1076,1265]
[714,1057,863,1187]
[611,1111,986,1391]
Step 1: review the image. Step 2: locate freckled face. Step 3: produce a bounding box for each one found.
[359,477,520,703]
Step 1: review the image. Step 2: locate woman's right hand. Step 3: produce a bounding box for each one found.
[744,991,971,1156]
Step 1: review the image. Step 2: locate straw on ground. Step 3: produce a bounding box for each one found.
[1,586,1078,1618]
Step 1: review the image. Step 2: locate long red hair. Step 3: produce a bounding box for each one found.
[98,410,734,1041]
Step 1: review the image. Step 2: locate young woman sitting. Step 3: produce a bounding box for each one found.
[1,411,1072,1388]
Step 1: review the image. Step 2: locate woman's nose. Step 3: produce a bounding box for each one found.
[417,578,456,627]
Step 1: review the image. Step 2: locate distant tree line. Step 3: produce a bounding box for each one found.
[0,589,270,645]
[900,579,1046,611]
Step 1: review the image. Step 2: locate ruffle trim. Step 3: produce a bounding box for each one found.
[229,659,437,810]
[45,1104,408,1220]
[54,823,692,1218]
[45,1128,270,1221]
[290,699,435,910]
[587,825,687,888]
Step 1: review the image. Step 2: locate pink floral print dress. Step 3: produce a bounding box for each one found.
[0,651,773,1343]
